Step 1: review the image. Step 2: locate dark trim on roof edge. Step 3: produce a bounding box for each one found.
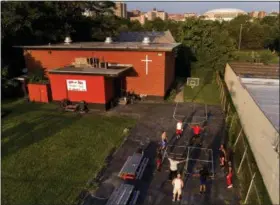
[14,44,181,52]
[48,68,131,78]
[48,71,122,77]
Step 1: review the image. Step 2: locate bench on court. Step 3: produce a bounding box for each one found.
[118,152,149,180]
[105,183,140,205]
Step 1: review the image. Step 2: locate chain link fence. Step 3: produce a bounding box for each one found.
[216,72,272,205]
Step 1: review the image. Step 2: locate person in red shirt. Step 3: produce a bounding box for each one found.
[190,124,204,146]
[156,148,162,172]
[226,161,233,188]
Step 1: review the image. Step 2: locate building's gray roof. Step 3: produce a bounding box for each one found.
[229,62,279,79]
[241,78,279,132]
[49,65,131,77]
[17,41,180,52]
[116,30,176,44]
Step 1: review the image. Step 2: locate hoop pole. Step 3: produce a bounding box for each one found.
[162,148,167,163]
[184,147,190,175]
[187,158,213,163]
[211,149,214,178]
[167,145,188,148]
[188,146,212,151]
[169,153,184,156]
[205,104,208,121]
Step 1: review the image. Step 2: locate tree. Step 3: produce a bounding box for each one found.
[1,1,116,78]
[143,18,167,31]
[178,18,236,76]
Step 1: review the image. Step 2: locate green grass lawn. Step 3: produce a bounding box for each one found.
[2,99,136,205]
[184,83,220,105]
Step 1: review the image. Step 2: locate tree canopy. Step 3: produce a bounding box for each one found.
[1,2,279,80]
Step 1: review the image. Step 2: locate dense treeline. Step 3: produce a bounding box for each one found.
[1,2,279,82]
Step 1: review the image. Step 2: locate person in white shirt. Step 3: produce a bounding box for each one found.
[176,120,183,139]
[172,173,184,202]
[168,157,186,180]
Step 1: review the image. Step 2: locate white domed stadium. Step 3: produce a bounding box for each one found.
[203,8,247,21]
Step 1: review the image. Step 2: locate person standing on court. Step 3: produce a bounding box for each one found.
[219,144,227,167]
[161,131,168,150]
[193,165,210,194]
[176,120,183,139]
[156,148,163,172]
[168,157,186,180]
[189,124,204,146]
[172,173,184,202]
[226,161,233,188]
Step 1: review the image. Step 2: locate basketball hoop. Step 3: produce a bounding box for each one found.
[187,78,200,89]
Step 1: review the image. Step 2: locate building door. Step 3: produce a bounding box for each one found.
[114,77,127,97]
[114,78,122,97]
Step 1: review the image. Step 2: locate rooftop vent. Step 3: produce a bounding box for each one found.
[105,37,113,44]
[142,37,150,45]
[64,36,72,44]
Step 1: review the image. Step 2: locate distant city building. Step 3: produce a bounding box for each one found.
[114,2,127,18]
[130,15,147,25]
[203,8,247,21]
[156,10,168,21]
[184,13,197,18]
[131,9,141,17]
[268,11,279,17]
[249,11,267,18]
[146,8,168,21]
[168,14,185,21]
[146,10,157,21]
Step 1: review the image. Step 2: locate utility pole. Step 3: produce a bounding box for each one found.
[238,24,243,50]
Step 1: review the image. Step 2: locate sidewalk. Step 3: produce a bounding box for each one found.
[174,85,184,103]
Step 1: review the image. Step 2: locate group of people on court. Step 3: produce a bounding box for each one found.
[155,120,234,202]
[219,144,233,189]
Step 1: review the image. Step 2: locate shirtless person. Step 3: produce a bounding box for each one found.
[161,131,168,150]
[176,120,183,139]
[172,174,184,202]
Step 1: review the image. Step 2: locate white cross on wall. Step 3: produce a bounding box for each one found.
[141,55,152,75]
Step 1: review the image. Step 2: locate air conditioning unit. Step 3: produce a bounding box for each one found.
[105,37,113,44]
[142,37,150,45]
[64,36,72,44]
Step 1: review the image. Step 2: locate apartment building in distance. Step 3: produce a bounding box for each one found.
[168,14,185,21]
[130,15,147,25]
[267,11,279,17]
[114,2,127,18]
[184,13,197,18]
[169,12,198,21]
[249,11,267,18]
[128,9,141,18]
[146,8,168,21]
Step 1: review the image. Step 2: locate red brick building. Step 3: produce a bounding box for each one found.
[20,32,180,109]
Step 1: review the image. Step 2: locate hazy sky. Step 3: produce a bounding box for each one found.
[125,1,279,14]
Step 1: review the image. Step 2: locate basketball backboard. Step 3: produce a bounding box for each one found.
[187,77,200,89]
